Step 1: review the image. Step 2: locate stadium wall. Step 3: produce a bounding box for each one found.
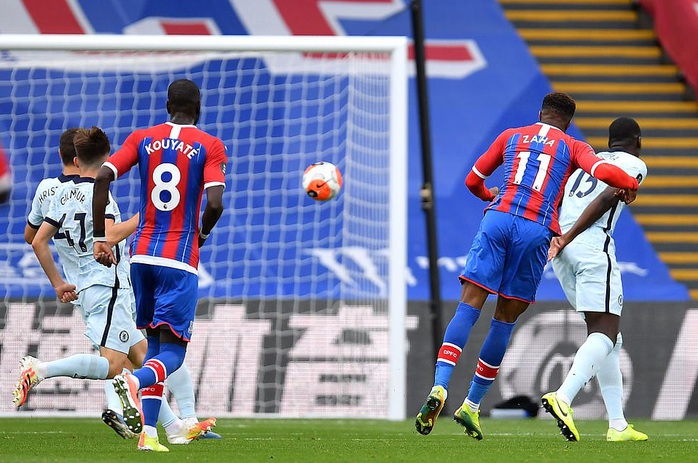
[2,299,696,420]
[640,0,698,98]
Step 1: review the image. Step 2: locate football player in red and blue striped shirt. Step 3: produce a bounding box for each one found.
[416,92,639,440]
[92,79,225,450]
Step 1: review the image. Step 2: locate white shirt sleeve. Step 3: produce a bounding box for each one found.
[105,191,120,222]
[27,180,48,228]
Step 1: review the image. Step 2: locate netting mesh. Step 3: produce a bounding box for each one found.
[0,46,402,417]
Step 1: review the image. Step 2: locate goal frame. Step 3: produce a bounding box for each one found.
[0,34,409,420]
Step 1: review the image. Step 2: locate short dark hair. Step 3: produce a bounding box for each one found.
[73,126,110,167]
[167,79,200,114]
[59,128,80,166]
[609,117,641,146]
[541,92,577,120]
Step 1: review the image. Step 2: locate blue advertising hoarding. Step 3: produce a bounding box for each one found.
[0,0,686,301]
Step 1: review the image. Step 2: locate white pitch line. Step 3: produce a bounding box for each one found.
[0,431,67,434]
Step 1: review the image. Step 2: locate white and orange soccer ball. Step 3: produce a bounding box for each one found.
[302,161,343,201]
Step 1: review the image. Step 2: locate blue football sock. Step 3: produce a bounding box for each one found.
[144,335,160,361]
[434,302,481,389]
[133,335,160,387]
[466,318,516,407]
[134,342,187,389]
[142,383,164,431]
[167,363,196,419]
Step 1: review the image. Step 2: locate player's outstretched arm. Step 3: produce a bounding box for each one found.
[589,161,638,198]
[106,213,139,247]
[198,185,224,248]
[574,146,638,194]
[548,186,620,261]
[31,221,77,303]
[93,166,116,266]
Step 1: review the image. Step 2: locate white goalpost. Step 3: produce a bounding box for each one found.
[0,35,408,420]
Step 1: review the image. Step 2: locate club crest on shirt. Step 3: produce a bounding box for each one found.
[220,162,226,174]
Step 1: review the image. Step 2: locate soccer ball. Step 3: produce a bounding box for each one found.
[302,161,343,201]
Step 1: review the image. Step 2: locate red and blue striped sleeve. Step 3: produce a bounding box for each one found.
[465,129,507,201]
[103,130,142,178]
[203,138,227,189]
[571,139,639,190]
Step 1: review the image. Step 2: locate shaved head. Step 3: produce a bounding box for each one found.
[166,79,201,124]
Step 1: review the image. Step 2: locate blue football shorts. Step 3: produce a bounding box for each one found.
[130,262,198,341]
[459,210,552,303]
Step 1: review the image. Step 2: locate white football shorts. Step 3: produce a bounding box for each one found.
[78,285,145,354]
[552,240,623,316]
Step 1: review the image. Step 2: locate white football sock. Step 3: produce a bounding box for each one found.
[104,381,122,413]
[597,332,628,430]
[557,332,613,404]
[158,393,181,430]
[464,398,479,413]
[163,418,184,436]
[167,363,196,420]
[45,354,109,379]
[144,425,158,438]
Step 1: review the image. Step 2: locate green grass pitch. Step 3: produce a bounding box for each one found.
[1,418,697,463]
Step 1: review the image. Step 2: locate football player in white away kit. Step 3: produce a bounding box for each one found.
[18,128,143,436]
[16,127,217,444]
[541,117,649,442]
[25,128,81,288]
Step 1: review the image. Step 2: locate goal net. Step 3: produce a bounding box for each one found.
[0,35,408,419]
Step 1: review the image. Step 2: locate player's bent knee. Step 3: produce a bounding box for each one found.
[459,281,489,309]
[105,361,129,378]
[128,338,148,368]
[100,348,131,378]
[160,327,188,347]
[584,312,619,341]
[494,297,529,323]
